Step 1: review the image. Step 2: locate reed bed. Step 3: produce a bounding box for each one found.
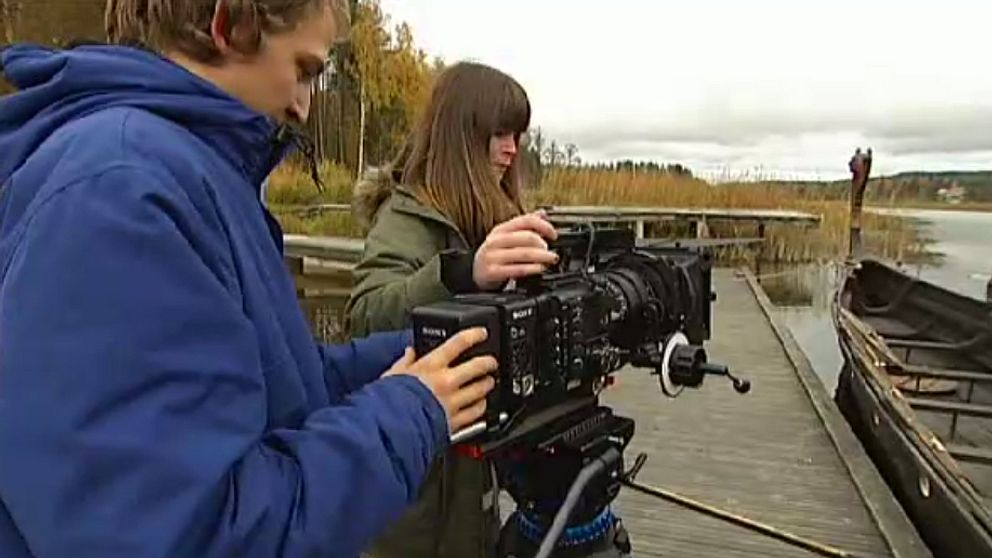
[266,163,932,264]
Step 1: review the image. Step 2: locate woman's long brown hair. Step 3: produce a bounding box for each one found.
[399,62,530,247]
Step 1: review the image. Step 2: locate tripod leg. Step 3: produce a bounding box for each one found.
[610,519,632,557]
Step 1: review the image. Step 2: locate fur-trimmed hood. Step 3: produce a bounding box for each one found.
[352,165,403,231]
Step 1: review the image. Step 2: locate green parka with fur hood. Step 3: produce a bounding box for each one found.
[344,168,480,337]
[345,169,501,558]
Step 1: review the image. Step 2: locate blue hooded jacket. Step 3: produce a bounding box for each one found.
[0,44,448,558]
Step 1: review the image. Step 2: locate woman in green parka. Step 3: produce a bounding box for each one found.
[346,62,559,558]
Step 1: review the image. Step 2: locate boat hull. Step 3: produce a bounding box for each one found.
[834,260,992,558]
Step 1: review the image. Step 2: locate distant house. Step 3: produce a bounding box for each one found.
[936,183,967,204]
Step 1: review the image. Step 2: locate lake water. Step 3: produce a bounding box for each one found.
[763,209,992,392]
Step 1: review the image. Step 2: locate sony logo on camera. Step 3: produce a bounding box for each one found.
[420,326,448,338]
[511,307,533,320]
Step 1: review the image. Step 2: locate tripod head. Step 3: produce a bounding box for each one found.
[494,403,633,558]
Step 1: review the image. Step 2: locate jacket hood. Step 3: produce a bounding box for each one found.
[352,165,403,231]
[0,43,284,187]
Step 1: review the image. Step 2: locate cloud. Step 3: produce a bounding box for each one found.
[873,106,992,155]
[381,0,992,178]
[541,100,992,178]
[556,101,992,152]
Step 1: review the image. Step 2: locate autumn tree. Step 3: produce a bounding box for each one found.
[299,0,438,175]
[3,0,103,46]
[1,0,23,46]
[3,0,439,179]
[544,140,563,168]
[2,0,106,95]
[520,127,546,186]
[564,143,578,167]
[339,0,437,173]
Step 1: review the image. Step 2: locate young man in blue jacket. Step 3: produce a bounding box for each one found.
[0,1,497,557]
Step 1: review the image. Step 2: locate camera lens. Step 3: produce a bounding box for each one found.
[596,253,701,350]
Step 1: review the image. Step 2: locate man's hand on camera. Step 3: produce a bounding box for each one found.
[473,211,559,291]
[385,328,498,434]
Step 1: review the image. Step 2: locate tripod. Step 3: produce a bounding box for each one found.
[487,338,751,558]
[493,405,635,558]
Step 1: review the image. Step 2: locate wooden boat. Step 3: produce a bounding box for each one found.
[833,259,992,558]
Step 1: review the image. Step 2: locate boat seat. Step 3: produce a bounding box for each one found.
[904,397,992,420]
[945,443,992,466]
[896,365,992,384]
[886,338,962,350]
[865,316,924,338]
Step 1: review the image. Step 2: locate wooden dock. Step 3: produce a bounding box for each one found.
[283,235,931,558]
[597,269,929,557]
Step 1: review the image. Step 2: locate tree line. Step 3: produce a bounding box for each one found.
[2,0,700,183]
[0,0,440,176]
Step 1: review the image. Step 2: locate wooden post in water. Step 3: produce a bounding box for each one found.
[848,147,872,259]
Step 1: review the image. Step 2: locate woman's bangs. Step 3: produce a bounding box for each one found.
[496,81,531,135]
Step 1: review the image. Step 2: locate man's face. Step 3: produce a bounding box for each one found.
[221,4,339,125]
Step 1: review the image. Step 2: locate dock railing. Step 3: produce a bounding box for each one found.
[282,204,822,341]
[281,203,821,241]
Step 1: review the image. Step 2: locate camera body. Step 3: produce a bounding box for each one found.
[412,227,714,453]
[410,227,750,556]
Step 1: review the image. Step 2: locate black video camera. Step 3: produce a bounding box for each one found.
[411,227,747,458]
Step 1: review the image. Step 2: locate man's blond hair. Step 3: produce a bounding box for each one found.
[105,0,350,61]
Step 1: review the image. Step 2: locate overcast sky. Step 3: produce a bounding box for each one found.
[379,0,992,180]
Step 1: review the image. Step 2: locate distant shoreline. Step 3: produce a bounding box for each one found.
[867,202,992,213]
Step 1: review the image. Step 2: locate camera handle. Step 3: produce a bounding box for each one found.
[653,333,751,396]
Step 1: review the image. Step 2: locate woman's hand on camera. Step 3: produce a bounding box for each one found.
[385,328,497,434]
[473,212,559,291]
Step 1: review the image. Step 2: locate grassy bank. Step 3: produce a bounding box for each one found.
[265,162,365,237]
[266,163,931,264]
[265,161,355,205]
